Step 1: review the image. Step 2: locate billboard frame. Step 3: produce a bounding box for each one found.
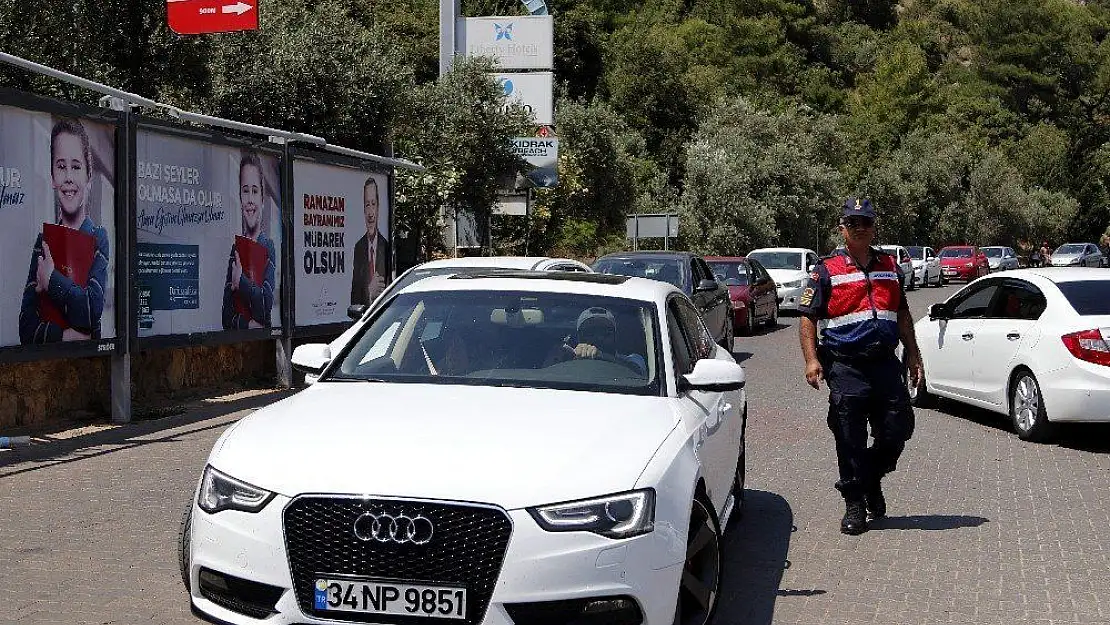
[287,144,395,340]
[129,114,288,352]
[0,87,125,365]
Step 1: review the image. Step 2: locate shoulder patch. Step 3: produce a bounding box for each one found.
[800,287,815,306]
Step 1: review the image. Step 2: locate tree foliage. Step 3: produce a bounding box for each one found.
[2,0,1109,258]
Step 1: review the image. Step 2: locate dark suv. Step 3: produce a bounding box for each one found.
[592,251,735,351]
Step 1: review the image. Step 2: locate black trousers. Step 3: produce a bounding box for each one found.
[822,352,915,499]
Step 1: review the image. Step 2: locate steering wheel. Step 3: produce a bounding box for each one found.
[561,343,643,374]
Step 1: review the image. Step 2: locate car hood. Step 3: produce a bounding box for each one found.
[940,256,972,265]
[911,259,925,268]
[209,383,680,509]
[766,269,807,285]
[1052,253,1082,263]
[728,285,751,301]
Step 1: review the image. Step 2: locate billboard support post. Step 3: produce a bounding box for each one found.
[109,98,133,424]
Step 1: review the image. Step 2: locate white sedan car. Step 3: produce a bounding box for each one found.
[181,271,748,625]
[909,268,1110,441]
[878,245,916,290]
[905,245,942,288]
[745,247,819,311]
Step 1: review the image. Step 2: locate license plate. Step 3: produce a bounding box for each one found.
[314,578,466,619]
[943,268,956,274]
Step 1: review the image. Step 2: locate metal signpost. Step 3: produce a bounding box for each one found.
[626,213,680,251]
[166,0,259,35]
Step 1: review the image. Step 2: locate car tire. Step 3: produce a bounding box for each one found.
[932,270,942,287]
[673,495,722,625]
[727,426,746,530]
[178,502,193,592]
[719,319,734,353]
[766,304,778,328]
[739,307,754,337]
[1010,369,1054,442]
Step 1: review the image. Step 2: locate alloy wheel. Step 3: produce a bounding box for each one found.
[1012,375,1040,433]
[675,498,721,625]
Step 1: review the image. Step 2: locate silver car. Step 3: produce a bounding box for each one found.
[982,246,1019,272]
[1050,243,1105,267]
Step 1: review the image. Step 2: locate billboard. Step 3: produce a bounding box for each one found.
[511,137,558,187]
[293,159,390,326]
[459,16,554,70]
[492,72,554,125]
[0,106,117,348]
[135,129,282,338]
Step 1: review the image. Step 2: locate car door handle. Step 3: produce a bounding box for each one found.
[1006,332,1021,340]
[962,332,974,341]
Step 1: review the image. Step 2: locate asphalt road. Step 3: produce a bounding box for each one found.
[2,281,1110,625]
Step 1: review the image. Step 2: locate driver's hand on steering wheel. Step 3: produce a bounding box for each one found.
[572,343,600,359]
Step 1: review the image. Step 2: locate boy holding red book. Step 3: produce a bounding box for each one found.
[19,119,110,344]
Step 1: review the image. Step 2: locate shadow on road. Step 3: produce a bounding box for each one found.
[733,351,753,365]
[717,489,811,625]
[931,398,1110,454]
[0,389,295,478]
[869,514,989,531]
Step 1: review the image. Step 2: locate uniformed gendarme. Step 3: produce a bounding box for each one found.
[797,197,925,535]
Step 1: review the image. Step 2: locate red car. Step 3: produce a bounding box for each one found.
[938,245,990,282]
[705,256,779,335]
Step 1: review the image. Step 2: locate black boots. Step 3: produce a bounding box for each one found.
[841,498,867,535]
[865,481,887,520]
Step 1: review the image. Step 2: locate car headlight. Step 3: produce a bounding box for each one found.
[528,489,655,539]
[198,465,275,514]
[783,280,803,289]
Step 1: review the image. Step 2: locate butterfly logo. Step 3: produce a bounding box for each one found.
[495,23,513,41]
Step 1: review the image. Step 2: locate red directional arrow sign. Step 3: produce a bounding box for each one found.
[167,0,259,35]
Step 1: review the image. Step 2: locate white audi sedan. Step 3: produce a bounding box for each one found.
[181,271,748,625]
[908,268,1110,441]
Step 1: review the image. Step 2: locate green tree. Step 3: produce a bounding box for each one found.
[679,97,844,255]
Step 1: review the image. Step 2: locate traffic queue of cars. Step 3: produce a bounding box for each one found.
[179,243,1110,625]
[181,255,749,625]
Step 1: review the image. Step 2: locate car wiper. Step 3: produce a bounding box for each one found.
[324,377,388,383]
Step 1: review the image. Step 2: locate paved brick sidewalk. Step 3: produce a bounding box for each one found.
[2,285,1109,625]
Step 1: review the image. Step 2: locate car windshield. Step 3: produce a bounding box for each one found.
[746,252,802,270]
[707,261,750,286]
[330,290,661,396]
[1056,281,1110,315]
[940,248,973,258]
[906,246,925,259]
[983,248,1003,258]
[593,258,685,290]
[1056,244,1085,255]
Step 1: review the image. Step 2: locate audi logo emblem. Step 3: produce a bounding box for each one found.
[353,512,434,545]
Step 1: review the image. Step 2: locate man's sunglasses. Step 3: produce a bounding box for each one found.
[842,218,874,229]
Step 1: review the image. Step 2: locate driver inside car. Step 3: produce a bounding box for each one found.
[546,307,647,375]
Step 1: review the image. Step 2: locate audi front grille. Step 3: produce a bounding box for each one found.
[283,496,513,624]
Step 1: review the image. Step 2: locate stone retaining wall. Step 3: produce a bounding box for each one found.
[0,341,278,431]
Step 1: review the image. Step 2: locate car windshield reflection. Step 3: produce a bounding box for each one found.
[707,262,750,286]
[329,290,662,396]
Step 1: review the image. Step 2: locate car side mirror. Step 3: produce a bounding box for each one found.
[292,343,332,380]
[807,263,815,272]
[696,279,718,292]
[678,359,746,393]
[928,303,951,321]
[347,304,367,321]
